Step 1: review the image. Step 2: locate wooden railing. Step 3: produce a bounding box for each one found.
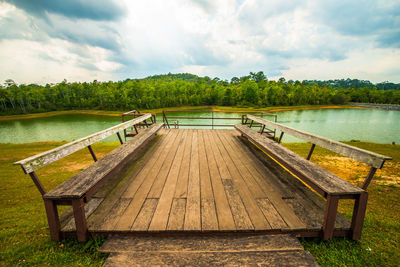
[245,114,392,190]
[162,110,277,130]
[14,113,154,195]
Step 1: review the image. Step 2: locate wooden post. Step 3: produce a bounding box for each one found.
[322,195,339,240]
[362,167,377,190]
[87,145,97,162]
[72,198,88,242]
[163,111,170,129]
[306,144,316,160]
[212,111,214,130]
[260,125,265,135]
[351,192,368,240]
[278,132,284,144]
[28,172,46,196]
[116,132,124,144]
[44,199,61,241]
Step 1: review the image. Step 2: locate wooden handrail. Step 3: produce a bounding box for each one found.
[246,114,392,169]
[14,113,152,174]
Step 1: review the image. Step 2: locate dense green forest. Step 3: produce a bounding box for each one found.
[1,72,399,115]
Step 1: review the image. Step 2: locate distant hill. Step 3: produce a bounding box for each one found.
[303,78,399,90]
[144,74,399,90]
[144,73,201,81]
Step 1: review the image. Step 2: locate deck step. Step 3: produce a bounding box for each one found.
[99,235,319,266]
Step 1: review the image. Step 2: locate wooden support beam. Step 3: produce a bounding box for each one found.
[306,144,316,160]
[278,132,284,144]
[361,167,377,190]
[72,198,88,242]
[44,199,61,241]
[350,192,368,240]
[28,171,46,196]
[322,195,339,240]
[259,125,265,135]
[116,132,124,145]
[87,145,97,162]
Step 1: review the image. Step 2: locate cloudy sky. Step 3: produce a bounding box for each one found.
[0,0,399,84]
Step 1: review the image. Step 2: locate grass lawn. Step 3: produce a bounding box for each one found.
[0,141,399,266]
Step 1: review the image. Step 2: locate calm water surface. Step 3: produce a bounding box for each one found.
[0,109,398,144]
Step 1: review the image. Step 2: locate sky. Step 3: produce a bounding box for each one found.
[0,0,399,85]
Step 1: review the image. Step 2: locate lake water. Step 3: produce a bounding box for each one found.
[0,109,399,144]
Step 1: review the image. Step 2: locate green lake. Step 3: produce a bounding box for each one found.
[0,109,399,144]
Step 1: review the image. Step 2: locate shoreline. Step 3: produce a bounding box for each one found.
[0,104,365,121]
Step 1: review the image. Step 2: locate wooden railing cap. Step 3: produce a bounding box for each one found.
[14,113,152,173]
[246,114,392,169]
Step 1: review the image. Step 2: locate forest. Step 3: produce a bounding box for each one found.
[1,72,399,115]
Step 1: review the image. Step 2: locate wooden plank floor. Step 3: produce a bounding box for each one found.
[65,129,350,235]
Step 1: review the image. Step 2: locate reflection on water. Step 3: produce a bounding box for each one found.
[0,109,399,144]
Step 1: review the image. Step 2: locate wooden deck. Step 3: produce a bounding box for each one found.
[61,129,350,237]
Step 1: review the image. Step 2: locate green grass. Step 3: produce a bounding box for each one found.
[0,141,398,266]
[0,142,119,266]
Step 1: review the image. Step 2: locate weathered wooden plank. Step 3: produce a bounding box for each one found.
[148,131,188,231]
[247,114,391,169]
[257,198,288,229]
[115,130,182,230]
[98,198,132,231]
[87,132,168,230]
[198,131,219,231]
[147,130,187,199]
[166,198,186,231]
[216,130,266,198]
[14,114,153,173]
[121,129,173,198]
[184,130,201,231]
[222,131,306,229]
[174,130,193,198]
[235,124,364,195]
[44,123,163,199]
[202,131,236,231]
[103,251,319,267]
[132,199,159,231]
[237,134,350,230]
[210,130,270,230]
[92,134,162,199]
[222,179,254,230]
[99,235,304,253]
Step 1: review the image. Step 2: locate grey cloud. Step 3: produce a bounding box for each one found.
[6,0,126,21]
[1,2,123,52]
[313,0,400,48]
[378,30,400,48]
[45,19,122,51]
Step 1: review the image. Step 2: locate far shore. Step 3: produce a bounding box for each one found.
[0,104,368,121]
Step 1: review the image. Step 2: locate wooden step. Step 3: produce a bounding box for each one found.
[103,251,318,266]
[99,234,303,253]
[99,235,319,266]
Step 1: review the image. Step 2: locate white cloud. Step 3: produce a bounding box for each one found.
[0,0,399,84]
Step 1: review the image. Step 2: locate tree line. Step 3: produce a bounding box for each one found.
[1,72,399,115]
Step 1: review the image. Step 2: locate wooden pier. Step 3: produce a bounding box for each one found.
[64,129,348,236]
[14,111,392,265]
